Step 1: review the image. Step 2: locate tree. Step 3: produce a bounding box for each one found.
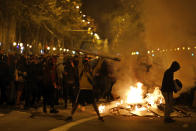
[0,0,97,53]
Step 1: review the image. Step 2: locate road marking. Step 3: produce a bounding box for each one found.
[50,116,97,131]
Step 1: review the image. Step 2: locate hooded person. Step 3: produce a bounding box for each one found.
[161,61,180,123]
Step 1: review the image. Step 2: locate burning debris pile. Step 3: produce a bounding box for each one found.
[98,82,191,117]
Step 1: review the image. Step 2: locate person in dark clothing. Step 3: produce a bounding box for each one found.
[161,61,180,123]
[25,58,37,107]
[15,56,26,108]
[63,58,77,108]
[42,58,58,113]
[0,58,10,105]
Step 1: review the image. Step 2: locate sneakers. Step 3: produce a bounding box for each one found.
[65,116,73,122]
[164,118,175,123]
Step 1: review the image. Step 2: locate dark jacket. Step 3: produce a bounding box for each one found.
[161,69,175,92]
[161,61,180,92]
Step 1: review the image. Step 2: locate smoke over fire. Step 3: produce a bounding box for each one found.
[82,0,196,98]
[110,0,196,98]
[142,0,196,93]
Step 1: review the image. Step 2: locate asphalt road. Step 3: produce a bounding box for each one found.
[0,105,196,131]
[68,116,196,131]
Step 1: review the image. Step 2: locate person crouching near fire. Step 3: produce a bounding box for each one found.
[161,61,181,123]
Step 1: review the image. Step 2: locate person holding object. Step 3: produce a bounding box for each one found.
[161,61,181,123]
[65,56,104,122]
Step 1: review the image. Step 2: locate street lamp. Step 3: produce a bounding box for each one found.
[94,33,100,40]
[13,42,17,46]
[76,5,79,9]
[20,43,23,47]
[47,46,50,50]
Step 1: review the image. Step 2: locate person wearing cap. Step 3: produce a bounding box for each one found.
[161,61,180,123]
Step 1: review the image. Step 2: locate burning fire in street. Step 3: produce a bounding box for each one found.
[98,82,165,116]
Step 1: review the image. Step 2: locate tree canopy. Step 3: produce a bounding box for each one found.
[0,0,96,53]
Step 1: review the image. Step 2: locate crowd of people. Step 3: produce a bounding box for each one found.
[0,51,116,117]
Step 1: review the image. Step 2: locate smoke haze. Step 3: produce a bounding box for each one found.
[111,0,196,98]
[142,0,196,96]
[82,0,196,97]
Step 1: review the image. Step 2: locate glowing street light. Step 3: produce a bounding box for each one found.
[76,5,80,9]
[131,52,136,55]
[72,51,76,55]
[13,42,17,46]
[83,15,86,17]
[20,43,23,47]
[94,33,100,40]
[29,45,32,48]
[53,47,56,51]
[47,46,50,50]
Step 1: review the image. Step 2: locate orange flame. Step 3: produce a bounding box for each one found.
[98,82,164,115]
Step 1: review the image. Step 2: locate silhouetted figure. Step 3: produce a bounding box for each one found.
[66,57,103,122]
[0,57,10,105]
[161,61,180,123]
